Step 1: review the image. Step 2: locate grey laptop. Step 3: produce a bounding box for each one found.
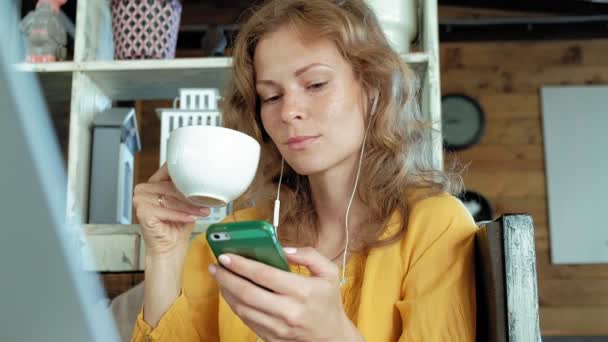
[0,2,119,341]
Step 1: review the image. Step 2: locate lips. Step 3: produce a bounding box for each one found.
[286,135,320,150]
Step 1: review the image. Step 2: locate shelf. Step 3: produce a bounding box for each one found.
[15,53,428,102]
[13,58,231,102]
[80,57,232,100]
[14,62,76,101]
[82,224,205,272]
[15,62,78,72]
[82,224,141,272]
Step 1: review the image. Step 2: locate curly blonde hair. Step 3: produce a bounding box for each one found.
[222,0,462,251]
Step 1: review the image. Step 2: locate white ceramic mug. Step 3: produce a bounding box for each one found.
[166,126,260,207]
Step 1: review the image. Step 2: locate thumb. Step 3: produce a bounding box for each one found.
[148,162,171,183]
[283,247,340,282]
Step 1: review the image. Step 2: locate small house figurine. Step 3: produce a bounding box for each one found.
[156,88,229,229]
[88,108,142,224]
[20,0,68,63]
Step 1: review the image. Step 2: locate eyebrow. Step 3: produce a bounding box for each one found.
[256,63,332,86]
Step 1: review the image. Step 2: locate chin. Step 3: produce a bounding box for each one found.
[283,154,330,176]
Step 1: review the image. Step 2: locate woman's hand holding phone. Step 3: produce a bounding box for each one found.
[208,247,364,342]
[132,163,210,327]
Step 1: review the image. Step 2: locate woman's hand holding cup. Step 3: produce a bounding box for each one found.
[133,163,210,260]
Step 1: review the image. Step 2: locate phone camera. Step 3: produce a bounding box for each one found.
[213,234,220,240]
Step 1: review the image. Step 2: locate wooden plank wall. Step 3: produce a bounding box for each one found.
[441,39,608,336]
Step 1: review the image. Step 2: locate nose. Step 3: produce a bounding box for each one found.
[279,93,305,123]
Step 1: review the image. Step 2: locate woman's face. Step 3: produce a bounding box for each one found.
[254,25,368,176]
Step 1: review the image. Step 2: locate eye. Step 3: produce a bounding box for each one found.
[307,81,328,91]
[262,95,281,104]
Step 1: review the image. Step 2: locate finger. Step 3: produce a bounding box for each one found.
[136,202,198,227]
[282,247,339,282]
[134,180,187,201]
[134,191,210,217]
[148,163,171,183]
[217,253,310,296]
[210,262,293,318]
[220,289,293,340]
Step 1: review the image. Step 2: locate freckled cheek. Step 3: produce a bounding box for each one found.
[260,112,280,140]
[316,97,351,126]
[326,103,365,144]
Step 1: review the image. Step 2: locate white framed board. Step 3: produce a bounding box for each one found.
[541,85,608,264]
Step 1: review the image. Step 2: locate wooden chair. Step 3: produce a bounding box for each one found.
[475,214,542,342]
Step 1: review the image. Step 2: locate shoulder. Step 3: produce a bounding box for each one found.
[409,192,474,223]
[398,192,477,270]
[407,192,477,242]
[386,191,476,237]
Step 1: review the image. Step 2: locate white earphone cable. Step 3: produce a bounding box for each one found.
[273,157,285,236]
[340,108,373,286]
[272,96,377,286]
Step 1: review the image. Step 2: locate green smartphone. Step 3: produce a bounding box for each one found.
[206,220,290,272]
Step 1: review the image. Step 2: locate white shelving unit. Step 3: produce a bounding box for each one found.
[15,0,442,272]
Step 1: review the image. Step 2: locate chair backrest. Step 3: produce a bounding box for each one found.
[475,214,542,342]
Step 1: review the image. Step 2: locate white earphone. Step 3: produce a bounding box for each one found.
[272,94,378,286]
[272,160,284,232]
[370,93,379,116]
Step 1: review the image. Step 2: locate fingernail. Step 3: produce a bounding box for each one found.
[283,247,297,254]
[208,264,217,275]
[218,254,231,266]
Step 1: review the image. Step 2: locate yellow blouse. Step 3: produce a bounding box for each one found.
[132,193,477,341]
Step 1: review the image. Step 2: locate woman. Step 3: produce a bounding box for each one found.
[131,0,477,341]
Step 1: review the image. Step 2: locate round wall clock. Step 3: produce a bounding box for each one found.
[441,94,486,151]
